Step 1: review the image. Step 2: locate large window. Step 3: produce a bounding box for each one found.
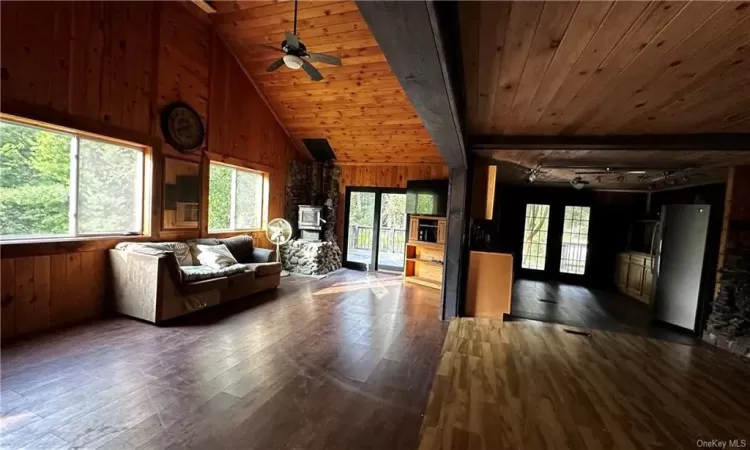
[560,206,590,275]
[208,162,266,232]
[521,204,550,270]
[0,117,145,241]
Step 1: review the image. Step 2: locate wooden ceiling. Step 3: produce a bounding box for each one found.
[486,149,750,189]
[209,0,443,164]
[460,1,750,136]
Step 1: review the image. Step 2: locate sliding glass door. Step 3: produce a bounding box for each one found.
[344,187,407,271]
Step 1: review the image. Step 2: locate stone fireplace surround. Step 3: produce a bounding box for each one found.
[282,161,343,275]
[703,222,750,359]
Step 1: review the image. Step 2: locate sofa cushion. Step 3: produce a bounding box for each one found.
[196,244,238,269]
[219,235,255,264]
[114,242,192,267]
[180,264,246,282]
[142,242,192,266]
[186,238,221,265]
[244,262,282,277]
[182,277,229,294]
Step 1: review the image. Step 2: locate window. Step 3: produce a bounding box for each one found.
[560,206,591,275]
[521,204,550,270]
[0,117,146,241]
[208,162,266,232]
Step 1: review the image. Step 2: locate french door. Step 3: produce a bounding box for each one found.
[343,187,407,271]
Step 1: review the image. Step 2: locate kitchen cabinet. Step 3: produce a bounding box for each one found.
[437,220,446,244]
[615,251,653,304]
[408,217,419,242]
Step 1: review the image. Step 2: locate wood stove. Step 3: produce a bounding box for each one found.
[298,205,325,241]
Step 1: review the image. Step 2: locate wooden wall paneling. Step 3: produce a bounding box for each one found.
[48,254,68,328]
[14,257,39,335]
[2,259,16,339]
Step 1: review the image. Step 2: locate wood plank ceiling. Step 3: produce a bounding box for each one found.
[210,0,443,164]
[460,1,750,136]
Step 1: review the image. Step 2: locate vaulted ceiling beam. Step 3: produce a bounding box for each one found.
[356,1,467,169]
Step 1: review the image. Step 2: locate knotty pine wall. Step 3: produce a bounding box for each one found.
[0,1,300,341]
[335,164,449,249]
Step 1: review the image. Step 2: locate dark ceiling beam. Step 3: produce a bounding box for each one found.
[472,134,750,151]
[356,1,467,169]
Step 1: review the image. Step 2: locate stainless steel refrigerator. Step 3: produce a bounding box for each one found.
[651,204,711,331]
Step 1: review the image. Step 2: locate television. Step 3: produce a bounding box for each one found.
[406,179,449,216]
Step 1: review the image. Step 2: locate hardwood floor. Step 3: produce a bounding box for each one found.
[419,318,750,450]
[0,270,447,450]
[511,279,695,345]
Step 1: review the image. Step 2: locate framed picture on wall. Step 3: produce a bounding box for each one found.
[162,156,200,229]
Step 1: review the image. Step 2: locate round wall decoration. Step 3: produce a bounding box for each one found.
[160,102,205,153]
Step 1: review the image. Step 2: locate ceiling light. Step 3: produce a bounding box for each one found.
[627,170,647,174]
[283,54,304,70]
[570,176,585,190]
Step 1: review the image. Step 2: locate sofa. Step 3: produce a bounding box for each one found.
[110,235,281,323]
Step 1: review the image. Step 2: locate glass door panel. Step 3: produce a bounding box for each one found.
[345,191,376,269]
[377,193,407,271]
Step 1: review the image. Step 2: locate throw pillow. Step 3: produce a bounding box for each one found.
[196,244,238,269]
[220,235,255,264]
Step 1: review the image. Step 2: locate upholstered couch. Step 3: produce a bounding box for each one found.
[110,235,281,323]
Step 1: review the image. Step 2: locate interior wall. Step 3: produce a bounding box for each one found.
[492,185,645,287]
[335,164,449,249]
[0,1,299,340]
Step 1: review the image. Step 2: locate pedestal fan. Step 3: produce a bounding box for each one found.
[266,218,293,277]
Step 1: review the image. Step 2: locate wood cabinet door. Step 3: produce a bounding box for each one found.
[642,267,654,303]
[616,254,629,292]
[627,262,645,296]
[408,218,419,242]
[437,220,446,244]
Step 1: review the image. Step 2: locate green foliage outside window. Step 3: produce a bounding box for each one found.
[0,120,142,240]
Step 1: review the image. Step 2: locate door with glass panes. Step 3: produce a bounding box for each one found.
[343,187,407,271]
[521,204,591,275]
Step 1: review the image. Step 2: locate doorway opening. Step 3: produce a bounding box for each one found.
[343,187,407,272]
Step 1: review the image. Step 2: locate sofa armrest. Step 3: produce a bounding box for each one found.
[252,247,276,263]
[110,249,167,322]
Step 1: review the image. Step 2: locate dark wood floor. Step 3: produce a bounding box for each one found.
[420,318,750,450]
[0,270,447,450]
[511,279,696,345]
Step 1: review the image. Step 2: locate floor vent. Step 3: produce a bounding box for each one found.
[539,298,558,303]
[563,329,592,337]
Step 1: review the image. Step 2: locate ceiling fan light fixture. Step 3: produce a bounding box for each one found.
[283,54,304,70]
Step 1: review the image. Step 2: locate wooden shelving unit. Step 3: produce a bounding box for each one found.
[403,215,447,290]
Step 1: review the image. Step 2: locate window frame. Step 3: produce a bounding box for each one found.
[559,205,591,275]
[0,114,151,243]
[521,203,550,271]
[207,160,269,234]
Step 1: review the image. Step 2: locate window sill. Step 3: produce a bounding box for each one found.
[0,234,151,259]
[207,229,265,236]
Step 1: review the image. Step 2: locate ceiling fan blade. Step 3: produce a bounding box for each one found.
[266,58,285,72]
[285,31,300,49]
[307,52,342,66]
[301,60,323,81]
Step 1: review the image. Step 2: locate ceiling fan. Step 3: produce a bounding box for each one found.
[264,0,342,81]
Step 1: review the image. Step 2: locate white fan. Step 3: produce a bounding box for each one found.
[266,218,293,277]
